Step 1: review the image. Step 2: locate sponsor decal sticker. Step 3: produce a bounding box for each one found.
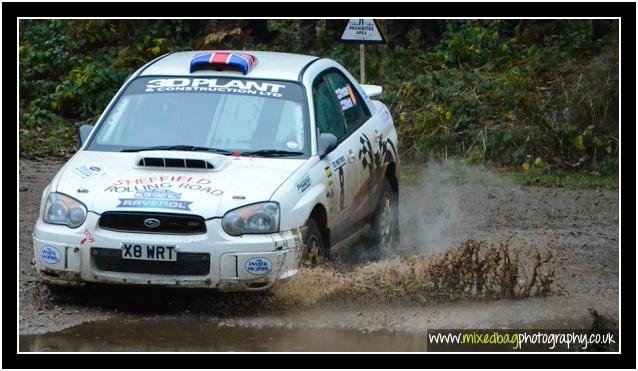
[326,166,335,198]
[88,165,105,175]
[331,156,346,170]
[73,164,105,178]
[336,85,357,111]
[358,133,397,177]
[40,245,61,265]
[176,183,223,195]
[325,166,333,178]
[80,229,96,245]
[245,257,273,275]
[112,176,212,186]
[330,156,347,210]
[134,189,181,200]
[104,177,223,196]
[339,97,354,111]
[380,109,391,123]
[335,86,349,99]
[124,77,304,108]
[296,174,311,193]
[326,177,335,198]
[117,198,193,211]
[105,183,171,193]
[144,78,287,98]
[72,165,92,179]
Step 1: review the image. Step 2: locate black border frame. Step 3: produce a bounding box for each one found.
[7,2,636,369]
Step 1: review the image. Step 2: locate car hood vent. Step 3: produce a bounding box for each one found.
[138,157,214,169]
[133,151,231,172]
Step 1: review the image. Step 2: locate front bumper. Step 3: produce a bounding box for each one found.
[32,213,304,291]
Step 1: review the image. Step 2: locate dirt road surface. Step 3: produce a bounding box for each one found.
[18,159,619,350]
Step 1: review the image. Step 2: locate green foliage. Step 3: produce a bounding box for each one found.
[440,20,513,68]
[366,20,618,175]
[50,62,129,119]
[19,19,204,158]
[266,20,304,53]
[19,19,619,181]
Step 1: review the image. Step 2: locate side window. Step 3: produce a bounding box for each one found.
[324,71,371,132]
[313,76,347,141]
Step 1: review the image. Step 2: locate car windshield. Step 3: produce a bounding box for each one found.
[87,76,308,156]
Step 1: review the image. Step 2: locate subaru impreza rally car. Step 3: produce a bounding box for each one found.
[33,50,399,291]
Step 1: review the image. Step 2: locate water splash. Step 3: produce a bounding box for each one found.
[273,239,560,307]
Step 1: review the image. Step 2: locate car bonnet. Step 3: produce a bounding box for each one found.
[54,151,305,219]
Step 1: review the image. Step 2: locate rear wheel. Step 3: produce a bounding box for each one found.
[370,178,399,249]
[301,218,328,267]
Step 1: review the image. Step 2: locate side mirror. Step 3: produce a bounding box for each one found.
[78,124,94,146]
[317,133,338,158]
[360,84,383,98]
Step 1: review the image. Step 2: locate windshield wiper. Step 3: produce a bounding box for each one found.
[120,145,233,155]
[241,149,304,157]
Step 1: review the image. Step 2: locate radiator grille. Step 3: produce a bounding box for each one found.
[92,248,210,276]
[99,211,206,234]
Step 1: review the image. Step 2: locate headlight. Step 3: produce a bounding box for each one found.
[43,193,87,228]
[222,202,279,236]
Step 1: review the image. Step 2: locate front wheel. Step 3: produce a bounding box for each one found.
[370,178,399,249]
[301,218,329,267]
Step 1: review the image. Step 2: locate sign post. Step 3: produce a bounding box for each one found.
[360,44,365,83]
[340,19,387,84]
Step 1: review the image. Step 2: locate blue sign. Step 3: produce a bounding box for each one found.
[245,257,273,276]
[41,245,62,265]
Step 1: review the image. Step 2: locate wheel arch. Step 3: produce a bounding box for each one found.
[307,203,330,247]
[385,161,399,194]
[384,161,400,244]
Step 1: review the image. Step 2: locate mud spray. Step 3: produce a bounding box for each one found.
[272,160,563,308]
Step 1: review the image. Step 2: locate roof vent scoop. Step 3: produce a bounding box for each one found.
[190,52,258,74]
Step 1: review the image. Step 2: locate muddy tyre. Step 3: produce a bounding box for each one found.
[301,218,329,267]
[370,178,399,249]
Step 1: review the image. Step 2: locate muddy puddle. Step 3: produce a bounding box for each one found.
[20,317,427,352]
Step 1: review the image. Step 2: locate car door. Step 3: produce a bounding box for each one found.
[312,72,364,243]
[324,70,385,232]
[315,68,381,243]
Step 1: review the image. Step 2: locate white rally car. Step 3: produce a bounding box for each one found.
[33,50,399,291]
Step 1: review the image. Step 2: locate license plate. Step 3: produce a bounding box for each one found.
[121,243,177,262]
